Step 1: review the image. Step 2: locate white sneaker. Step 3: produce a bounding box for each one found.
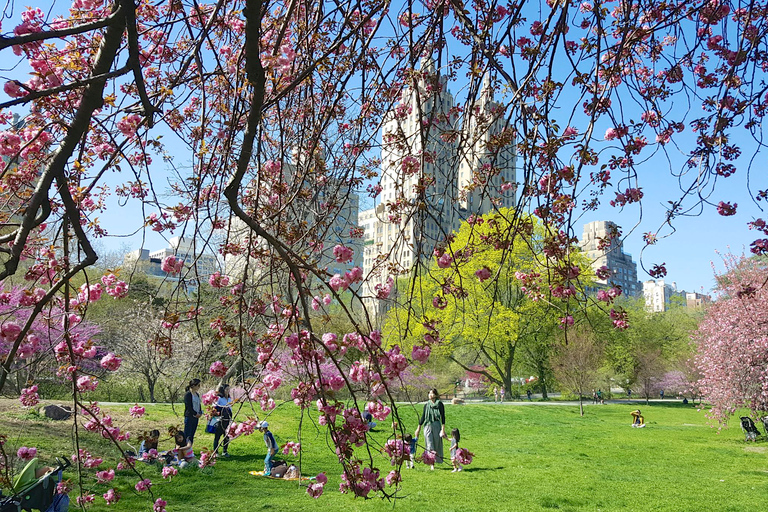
[451,469,457,473]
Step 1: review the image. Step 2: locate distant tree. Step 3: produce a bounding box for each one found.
[551,329,603,416]
[602,296,698,399]
[695,255,768,424]
[98,303,206,402]
[634,345,666,405]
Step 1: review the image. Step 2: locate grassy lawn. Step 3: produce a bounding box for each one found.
[2,400,767,511]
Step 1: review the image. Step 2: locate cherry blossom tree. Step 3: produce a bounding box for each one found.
[695,254,768,425]
[0,0,767,507]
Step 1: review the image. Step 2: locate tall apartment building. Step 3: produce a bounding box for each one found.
[580,221,640,297]
[362,60,517,320]
[643,279,683,312]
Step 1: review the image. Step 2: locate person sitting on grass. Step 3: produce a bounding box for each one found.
[173,432,198,468]
[630,409,645,428]
[259,421,278,476]
[138,429,160,461]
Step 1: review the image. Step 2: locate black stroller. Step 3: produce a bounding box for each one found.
[0,457,70,512]
[740,417,761,442]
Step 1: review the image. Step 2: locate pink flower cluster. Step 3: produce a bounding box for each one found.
[382,439,409,465]
[595,265,611,280]
[95,469,115,483]
[475,267,492,282]
[76,375,98,392]
[100,353,122,371]
[411,344,431,363]
[333,244,354,263]
[161,466,178,481]
[17,446,37,461]
[209,360,228,377]
[374,277,394,299]
[135,479,152,492]
[154,498,167,512]
[456,447,474,465]
[72,449,103,469]
[366,400,391,421]
[129,405,145,418]
[307,472,327,498]
[385,470,401,486]
[610,308,629,329]
[339,465,384,497]
[282,441,301,456]
[19,385,39,407]
[101,273,128,298]
[610,187,643,207]
[596,287,622,303]
[716,201,737,216]
[160,255,184,275]
[208,271,230,288]
[329,267,363,292]
[103,488,120,505]
[201,390,218,406]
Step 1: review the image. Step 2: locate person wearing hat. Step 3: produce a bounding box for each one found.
[259,421,278,475]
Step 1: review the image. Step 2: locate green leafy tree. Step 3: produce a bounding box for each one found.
[384,209,590,394]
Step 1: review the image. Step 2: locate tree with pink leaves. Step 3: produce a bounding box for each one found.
[695,254,768,425]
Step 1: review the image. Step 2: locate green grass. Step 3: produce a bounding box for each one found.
[2,401,767,511]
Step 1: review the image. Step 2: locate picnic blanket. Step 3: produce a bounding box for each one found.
[249,470,311,481]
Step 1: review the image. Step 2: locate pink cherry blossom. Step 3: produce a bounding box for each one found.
[129,405,145,418]
[100,353,122,371]
[103,488,120,505]
[209,360,228,377]
[17,446,37,461]
[135,479,152,492]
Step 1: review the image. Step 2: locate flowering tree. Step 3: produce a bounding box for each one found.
[695,254,768,424]
[1,0,768,507]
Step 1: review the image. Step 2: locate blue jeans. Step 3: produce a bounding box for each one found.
[264,451,274,475]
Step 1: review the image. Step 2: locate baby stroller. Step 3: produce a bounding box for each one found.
[0,457,70,512]
[740,417,761,442]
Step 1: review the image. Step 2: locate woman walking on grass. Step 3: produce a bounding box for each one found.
[414,388,446,470]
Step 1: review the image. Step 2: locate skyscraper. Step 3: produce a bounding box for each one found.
[362,60,517,321]
[580,220,640,297]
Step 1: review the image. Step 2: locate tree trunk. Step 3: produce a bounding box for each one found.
[579,395,584,416]
[537,364,548,399]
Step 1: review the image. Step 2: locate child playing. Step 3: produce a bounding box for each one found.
[404,433,417,469]
[173,432,198,468]
[259,421,278,476]
[449,428,463,472]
